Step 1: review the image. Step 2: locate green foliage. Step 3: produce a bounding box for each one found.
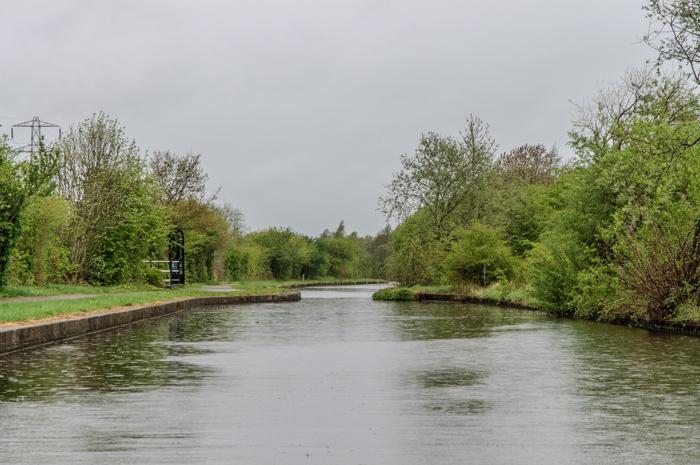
[142,266,165,288]
[379,70,700,323]
[313,233,370,279]
[249,228,311,280]
[443,223,515,287]
[372,287,416,301]
[86,180,169,285]
[380,116,496,238]
[224,246,250,281]
[9,196,71,285]
[177,201,232,283]
[55,113,170,285]
[0,141,58,286]
[386,211,447,286]
[527,233,589,315]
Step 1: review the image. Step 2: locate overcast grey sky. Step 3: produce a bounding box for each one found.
[1,0,653,236]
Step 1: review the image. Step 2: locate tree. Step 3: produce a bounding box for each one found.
[149,150,209,205]
[57,113,168,283]
[570,69,700,162]
[386,210,446,286]
[334,220,346,238]
[9,196,71,285]
[531,71,700,320]
[366,225,392,278]
[0,140,58,286]
[249,228,312,280]
[380,115,496,238]
[443,223,515,287]
[645,0,700,85]
[498,144,559,185]
[220,202,246,238]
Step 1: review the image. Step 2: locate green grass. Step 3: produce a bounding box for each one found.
[0,283,159,298]
[372,283,537,307]
[372,285,455,301]
[671,303,700,324]
[470,284,536,307]
[0,285,287,325]
[0,278,384,325]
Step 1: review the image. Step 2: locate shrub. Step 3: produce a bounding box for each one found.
[372,287,416,301]
[143,266,165,288]
[8,196,72,286]
[224,246,249,281]
[443,223,515,287]
[386,211,446,286]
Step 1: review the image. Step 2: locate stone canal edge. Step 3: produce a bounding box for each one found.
[0,291,301,356]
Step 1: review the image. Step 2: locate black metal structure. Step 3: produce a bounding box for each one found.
[143,229,185,287]
[168,228,185,285]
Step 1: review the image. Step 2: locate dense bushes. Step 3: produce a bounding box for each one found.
[444,223,515,286]
[222,223,380,282]
[0,140,57,285]
[0,114,387,288]
[9,196,71,285]
[381,69,700,323]
[386,211,446,286]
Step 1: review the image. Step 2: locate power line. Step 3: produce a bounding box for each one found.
[11,116,61,158]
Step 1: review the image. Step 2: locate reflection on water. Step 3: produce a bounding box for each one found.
[417,367,484,388]
[1,285,700,464]
[0,317,215,401]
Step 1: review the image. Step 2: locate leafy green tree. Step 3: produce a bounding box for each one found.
[85,178,168,285]
[365,226,392,278]
[443,223,515,286]
[380,115,496,238]
[249,228,311,280]
[531,72,700,320]
[0,140,58,286]
[386,211,446,286]
[570,69,699,162]
[177,201,232,283]
[57,113,169,284]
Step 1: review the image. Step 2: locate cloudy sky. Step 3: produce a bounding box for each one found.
[1,0,653,235]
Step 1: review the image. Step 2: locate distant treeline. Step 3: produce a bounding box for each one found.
[0,114,390,287]
[377,1,700,323]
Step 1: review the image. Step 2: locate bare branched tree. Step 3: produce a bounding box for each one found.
[498,144,559,185]
[570,68,699,161]
[219,202,246,238]
[57,112,140,204]
[149,150,209,205]
[645,0,700,84]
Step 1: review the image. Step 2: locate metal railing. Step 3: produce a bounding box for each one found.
[143,260,183,287]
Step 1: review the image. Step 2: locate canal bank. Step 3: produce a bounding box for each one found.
[376,288,700,338]
[0,291,300,355]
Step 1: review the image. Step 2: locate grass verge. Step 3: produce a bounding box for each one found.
[0,279,384,325]
[372,283,537,308]
[0,285,287,325]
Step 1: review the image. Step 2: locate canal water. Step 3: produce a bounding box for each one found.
[1,285,700,464]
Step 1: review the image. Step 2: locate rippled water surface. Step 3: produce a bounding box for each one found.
[2,285,700,464]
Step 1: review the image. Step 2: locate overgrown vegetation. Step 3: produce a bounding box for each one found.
[377,2,700,324]
[0,115,389,292]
